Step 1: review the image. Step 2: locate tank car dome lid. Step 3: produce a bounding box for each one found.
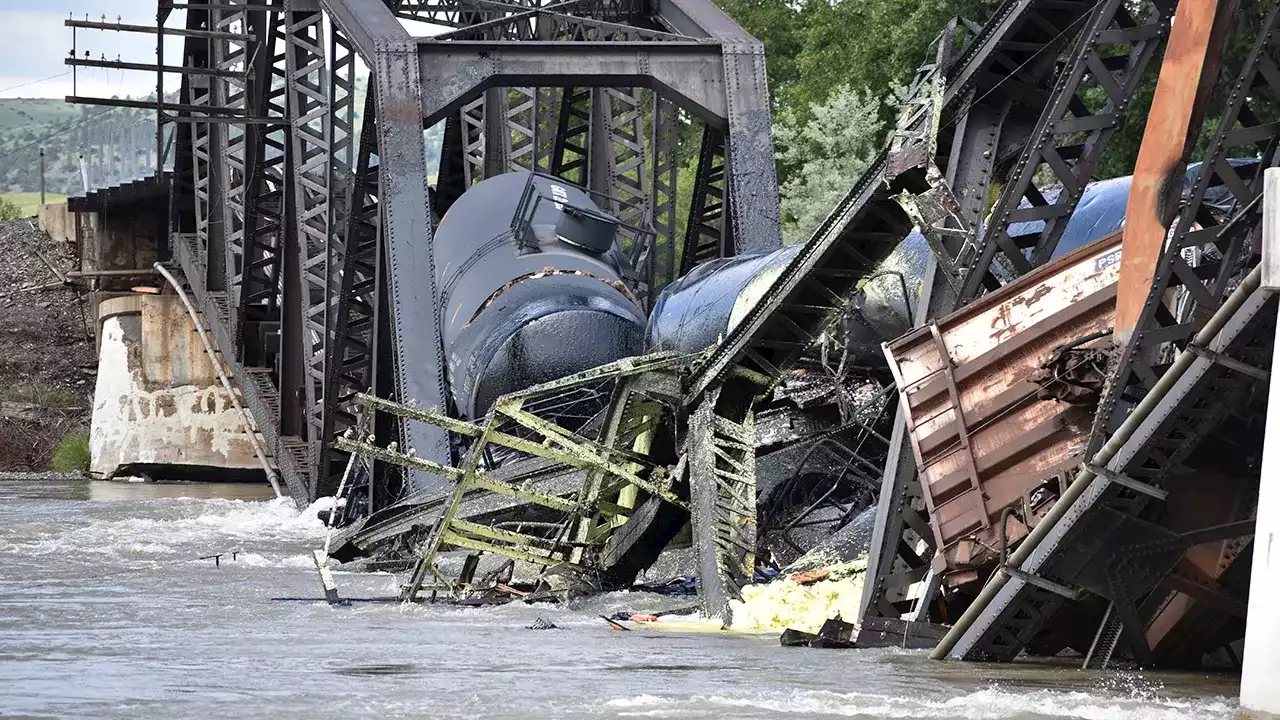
[436,170,622,255]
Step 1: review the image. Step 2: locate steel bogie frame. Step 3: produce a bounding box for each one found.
[116,0,784,505]
[943,0,1280,664]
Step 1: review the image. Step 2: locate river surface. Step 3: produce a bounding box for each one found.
[0,478,1245,719]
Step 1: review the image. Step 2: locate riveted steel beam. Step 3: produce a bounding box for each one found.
[416,40,727,125]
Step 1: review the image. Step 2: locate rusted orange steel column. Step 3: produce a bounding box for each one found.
[1116,0,1235,341]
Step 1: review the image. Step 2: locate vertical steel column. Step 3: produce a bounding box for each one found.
[240,6,289,355]
[320,84,382,497]
[436,111,466,214]
[188,9,223,296]
[284,0,332,481]
[533,86,559,172]
[504,87,538,172]
[680,126,728,274]
[649,94,679,295]
[483,88,509,177]
[305,16,359,495]
[370,19,453,489]
[719,38,781,254]
[215,1,251,342]
[460,95,487,186]
[688,386,757,623]
[593,88,650,285]
[551,86,592,186]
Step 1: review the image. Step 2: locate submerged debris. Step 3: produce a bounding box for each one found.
[599,615,630,631]
[730,556,868,635]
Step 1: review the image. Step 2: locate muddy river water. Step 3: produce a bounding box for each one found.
[0,478,1245,719]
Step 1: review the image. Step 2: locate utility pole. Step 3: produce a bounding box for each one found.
[39,148,45,206]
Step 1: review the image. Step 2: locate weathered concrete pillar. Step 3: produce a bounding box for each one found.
[1243,167,1280,714]
[89,294,265,481]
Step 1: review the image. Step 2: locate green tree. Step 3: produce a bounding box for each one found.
[774,85,896,244]
[716,0,999,125]
[0,196,21,221]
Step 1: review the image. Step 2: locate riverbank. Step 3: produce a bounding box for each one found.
[0,219,95,471]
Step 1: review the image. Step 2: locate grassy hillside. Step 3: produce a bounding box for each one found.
[0,99,153,197]
[0,92,437,198]
[0,99,79,133]
[2,192,67,216]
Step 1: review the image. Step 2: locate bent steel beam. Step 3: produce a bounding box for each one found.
[1116,0,1236,343]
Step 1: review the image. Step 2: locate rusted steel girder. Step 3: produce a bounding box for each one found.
[1116,0,1237,342]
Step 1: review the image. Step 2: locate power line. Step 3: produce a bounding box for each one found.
[0,105,125,162]
[0,72,71,97]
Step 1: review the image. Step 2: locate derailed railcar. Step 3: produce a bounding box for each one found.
[883,232,1122,587]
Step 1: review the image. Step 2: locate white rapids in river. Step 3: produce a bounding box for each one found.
[0,478,1242,719]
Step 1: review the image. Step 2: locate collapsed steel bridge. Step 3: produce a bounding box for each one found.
[68,0,783,504]
[66,0,1279,667]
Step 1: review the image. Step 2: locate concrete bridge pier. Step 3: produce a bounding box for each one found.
[89,294,266,482]
[1242,167,1280,715]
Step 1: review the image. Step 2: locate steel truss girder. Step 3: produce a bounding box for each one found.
[682,0,1109,405]
[416,41,726,124]
[841,0,1163,629]
[443,7,690,42]
[340,353,693,597]
[958,0,1169,300]
[415,36,782,255]
[159,0,783,506]
[948,284,1275,661]
[1095,5,1280,440]
[161,3,314,503]
[393,0,648,29]
[940,3,1280,663]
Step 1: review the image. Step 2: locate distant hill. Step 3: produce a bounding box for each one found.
[0,87,443,200]
[0,99,79,133]
[0,98,154,197]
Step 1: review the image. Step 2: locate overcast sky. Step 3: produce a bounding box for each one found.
[0,2,446,100]
[0,2,188,99]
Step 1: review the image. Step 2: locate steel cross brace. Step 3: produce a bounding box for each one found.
[858,0,1168,629]
[946,279,1275,661]
[957,0,1168,300]
[349,392,687,507]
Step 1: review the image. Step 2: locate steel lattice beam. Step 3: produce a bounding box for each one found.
[940,0,1280,663]
[957,0,1169,301]
[284,0,332,485]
